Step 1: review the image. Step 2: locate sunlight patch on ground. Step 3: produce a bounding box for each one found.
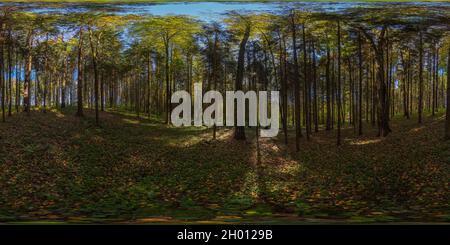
[122,118,140,124]
[349,139,382,145]
[276,161,301,175]
[410,126,425,133]
[168,134,203,147]
[134,217,173,223]
[216,128,234,140]
[55,112,65,118]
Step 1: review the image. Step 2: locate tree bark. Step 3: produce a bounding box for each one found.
[23,30,33,114]
[302,24,310,141]
[88,27,99,125]
[326,44,332,130]
[234,24,250,140]
[418,32,424,124]
[76,27,84,117]
[291,13,301,150]
[358,32,363,135]
[7,29,12,116]
[312,40,318,133]
[337,21,342,145]
[445,46,450,140]
[0,33,5,122]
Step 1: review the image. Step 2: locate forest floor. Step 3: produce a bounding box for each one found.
[0,107,448,224]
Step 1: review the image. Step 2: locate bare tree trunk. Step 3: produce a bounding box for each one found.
[312,40,318,133]
[147,51,152,118]
[278,32,289,144]
[15,51,20,113]
[361,26,390,136]
[76,27,84,117]
[358,32,363,135]
[433,45,439,116]
[7,29,12,116]
[23,30,33,114]
[326,44,332,130]
[212,32,219,140]
[291,13,301,150]
[0,34,5,122]
[164,36,170,125]
[302,24,310,141]
[61,54,67,109]
[234,25,250,140]
[445,46,450,140]
[418,32,424,124]
[88,27,99,125]
[337,21,342,146]
[100,71,104,111]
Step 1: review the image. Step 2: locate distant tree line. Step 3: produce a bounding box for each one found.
[0,4,450,146]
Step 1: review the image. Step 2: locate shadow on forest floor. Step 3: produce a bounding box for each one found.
[0,107,448,223]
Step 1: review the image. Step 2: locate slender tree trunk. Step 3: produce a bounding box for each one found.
[100,71,104,111]
[326,44,332,130]
[234,25,250,140]
[164,37,170,125]
[0,35,5,122]
[15,51,20,113]
[23,30,33,114]
[7,29,12,116]
[35,65,39,109]
[332,55,336,129]
[312,40,318,133]
[76,27,84,117]
[358,32,363,135]
[278,32,288,144]
[291,14,301,150]
[337,21,342,146]
[302,24,310,140]
[433,45,439,115]
[88,27,99,125]
[418,32,424,124]
[147,51,152,118]
[445,46,450,139]
[212,32,220,139]
[61,55,67,109]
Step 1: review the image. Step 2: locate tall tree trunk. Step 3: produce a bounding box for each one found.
[88,27,99,125]
[100,71,104,111]
[15,51,20,113]
[164,36,170,125]
[326,44,331,130]
[147,51,152,118]
[212,32,218,140]
[278,32,288,144]
[0,34,5,122]
[358,32,363,135]
[433,45,439,116]
[291,14,301,150]
[361,26,391,136]
[76,27,84,117]
[23,30,33,114]
[234,24,250,140]
[312,40,318,133]
[400,50,409,119]
[337,21,342,146]
[7,29,12,116]
[445,46,450,140]
[302,24,310,140]
[418,32,424,124]
[61,55,67,109]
